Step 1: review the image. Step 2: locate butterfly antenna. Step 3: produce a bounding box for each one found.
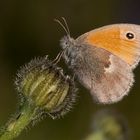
[54,18,70,36]
[53,18,70,64]
[61,17,70,36]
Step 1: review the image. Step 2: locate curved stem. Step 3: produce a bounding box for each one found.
[0,102,36,140]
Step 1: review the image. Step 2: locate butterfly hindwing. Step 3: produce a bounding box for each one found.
[72,42,134,104]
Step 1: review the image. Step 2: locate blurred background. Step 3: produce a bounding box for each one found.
[0,0,140,139]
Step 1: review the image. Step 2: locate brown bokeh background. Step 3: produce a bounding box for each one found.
[0,0,140,139]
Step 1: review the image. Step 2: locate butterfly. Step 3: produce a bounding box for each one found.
[55,18,140,104]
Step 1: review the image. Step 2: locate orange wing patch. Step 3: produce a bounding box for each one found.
[86,26,138,65]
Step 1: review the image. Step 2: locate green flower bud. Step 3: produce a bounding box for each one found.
[86,109,130,140]
[15,56,77,119]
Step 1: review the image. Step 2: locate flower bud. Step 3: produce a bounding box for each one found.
[91,109,130,140]
[15,56,77,119]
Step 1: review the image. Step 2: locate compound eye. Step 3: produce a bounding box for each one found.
[65,42,68,45]
[126,32,135,40]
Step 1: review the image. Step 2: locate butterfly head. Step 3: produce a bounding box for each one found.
[60,35,75,50]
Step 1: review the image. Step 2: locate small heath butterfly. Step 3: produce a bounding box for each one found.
[55,18,140,104]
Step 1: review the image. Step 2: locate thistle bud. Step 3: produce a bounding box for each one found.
[15,56,77,119]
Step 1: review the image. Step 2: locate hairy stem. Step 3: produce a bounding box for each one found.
[0,102,36,140]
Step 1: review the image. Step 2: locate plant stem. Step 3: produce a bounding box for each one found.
[0,102,36,140]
